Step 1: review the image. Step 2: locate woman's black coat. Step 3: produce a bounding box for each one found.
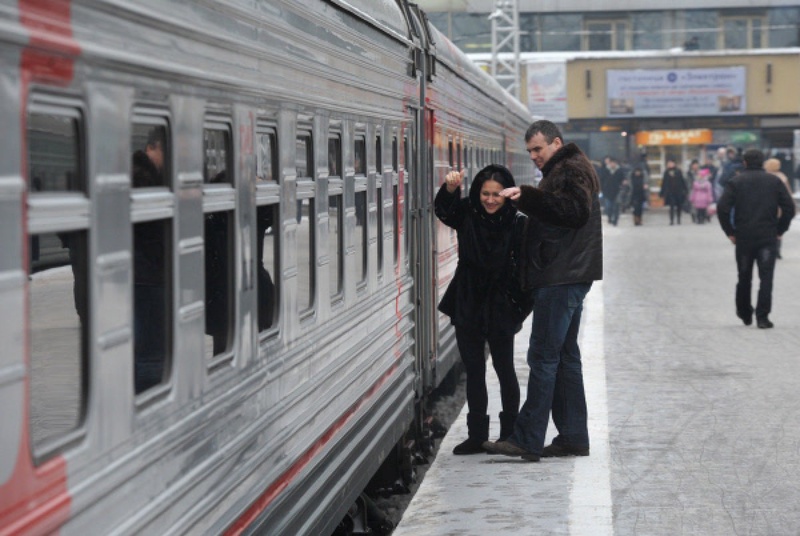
[434,168,529,336]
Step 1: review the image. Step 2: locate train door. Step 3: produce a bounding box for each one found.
[408,103,436,399]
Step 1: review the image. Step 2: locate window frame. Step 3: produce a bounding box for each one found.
[130,109,175,398]
[26,93,90,463]
[202,115,236,369]
[328,129,344,302]
[295,126,316,318]
[255,120,281,337]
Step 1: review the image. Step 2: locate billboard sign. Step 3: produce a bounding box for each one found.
[607,67,746,117]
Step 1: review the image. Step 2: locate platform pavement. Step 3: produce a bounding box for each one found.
[393,207,800,535]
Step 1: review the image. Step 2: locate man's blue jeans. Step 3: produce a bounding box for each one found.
[509,282,592,455]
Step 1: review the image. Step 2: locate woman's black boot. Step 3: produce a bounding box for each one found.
[453,414,489,455]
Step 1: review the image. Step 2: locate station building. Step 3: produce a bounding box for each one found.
[417,1,800,184]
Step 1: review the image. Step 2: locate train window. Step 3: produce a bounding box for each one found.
[257,131,278,183]
[448,139,454,168]
[256,125,279,333]
[256,205,278,332]
[354,135,368,288]
[354,137,366,176]
[328,134,343,299]
[392,136,398,172]
[403,133,410,262]
[131,123,169,188]
[28,112,85,192]
[296,132,315,314]
[375,135,383,276]
[131,118,173,393]
[403,134,409,171]
[203,128,232,185]
[203,123,235,359]
[375,135,383,172]
[27,104,88,459]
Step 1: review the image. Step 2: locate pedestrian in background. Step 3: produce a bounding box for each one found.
[435,164,528,455]
[717,149,795,329]
[689,168,714,224]
[629,167,648,226]
[660,159,688,225]
[764,157,793,259]
[604,157,623,225]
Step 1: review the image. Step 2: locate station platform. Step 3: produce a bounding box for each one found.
[394,207,800,535]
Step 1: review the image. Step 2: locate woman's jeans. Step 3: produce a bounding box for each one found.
[509,282,592,454]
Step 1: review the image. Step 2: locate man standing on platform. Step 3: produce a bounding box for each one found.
[717,149,795,329]
[483,120,603,462]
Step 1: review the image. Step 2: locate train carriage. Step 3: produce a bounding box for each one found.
[0,1,533,534]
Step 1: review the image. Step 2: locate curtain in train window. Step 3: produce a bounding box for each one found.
[354,136,367,287]
[296,133,315,313]
[257,130,279,332]
[130,120,173,394]
[27,108,88,459]
[328,134,343,299]
[203,125,235,358]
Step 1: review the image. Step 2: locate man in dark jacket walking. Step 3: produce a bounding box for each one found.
[717,149,795,329]
[483,119,603,461]
[717,150,795,328]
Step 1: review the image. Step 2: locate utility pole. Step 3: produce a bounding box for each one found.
[489,0,521,100]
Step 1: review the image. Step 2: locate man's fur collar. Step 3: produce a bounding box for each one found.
[541,142,584,177]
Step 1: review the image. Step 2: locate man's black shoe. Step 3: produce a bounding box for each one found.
[757,318,774,329]
[541,443,590,458]
[737,312,753,326]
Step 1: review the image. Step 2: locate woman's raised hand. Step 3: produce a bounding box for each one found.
[445,169,465,193]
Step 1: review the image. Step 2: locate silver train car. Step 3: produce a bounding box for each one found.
[0,1,534,534]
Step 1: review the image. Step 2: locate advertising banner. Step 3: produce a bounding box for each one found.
[607,67,746,117]
[526,61,568,123]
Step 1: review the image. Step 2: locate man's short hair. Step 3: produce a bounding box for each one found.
[742,149,764,169]
[525,120,562,144]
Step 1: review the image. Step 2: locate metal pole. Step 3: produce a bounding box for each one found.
[489,0,521,101]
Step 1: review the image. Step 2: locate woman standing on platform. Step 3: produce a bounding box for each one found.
[435,165,529,455]
[629,167,648,226]
[660,159,688,225]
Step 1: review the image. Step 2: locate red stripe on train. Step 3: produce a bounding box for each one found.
[0,2,79,535]
[19,0,80,85]
[225,364,401,535]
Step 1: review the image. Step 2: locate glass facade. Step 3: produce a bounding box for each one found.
[427,8,800,54]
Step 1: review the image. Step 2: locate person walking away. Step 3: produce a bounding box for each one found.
[764,157,793,259]
[686,159,700,222]
[597,157,611,215]
[483,120,603,461]
[629,167,647,226]
[435,164,529,454]
[604,157,623,225]
[689,168,714,223]
[660,159,688,225]
[717,149,795,329]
